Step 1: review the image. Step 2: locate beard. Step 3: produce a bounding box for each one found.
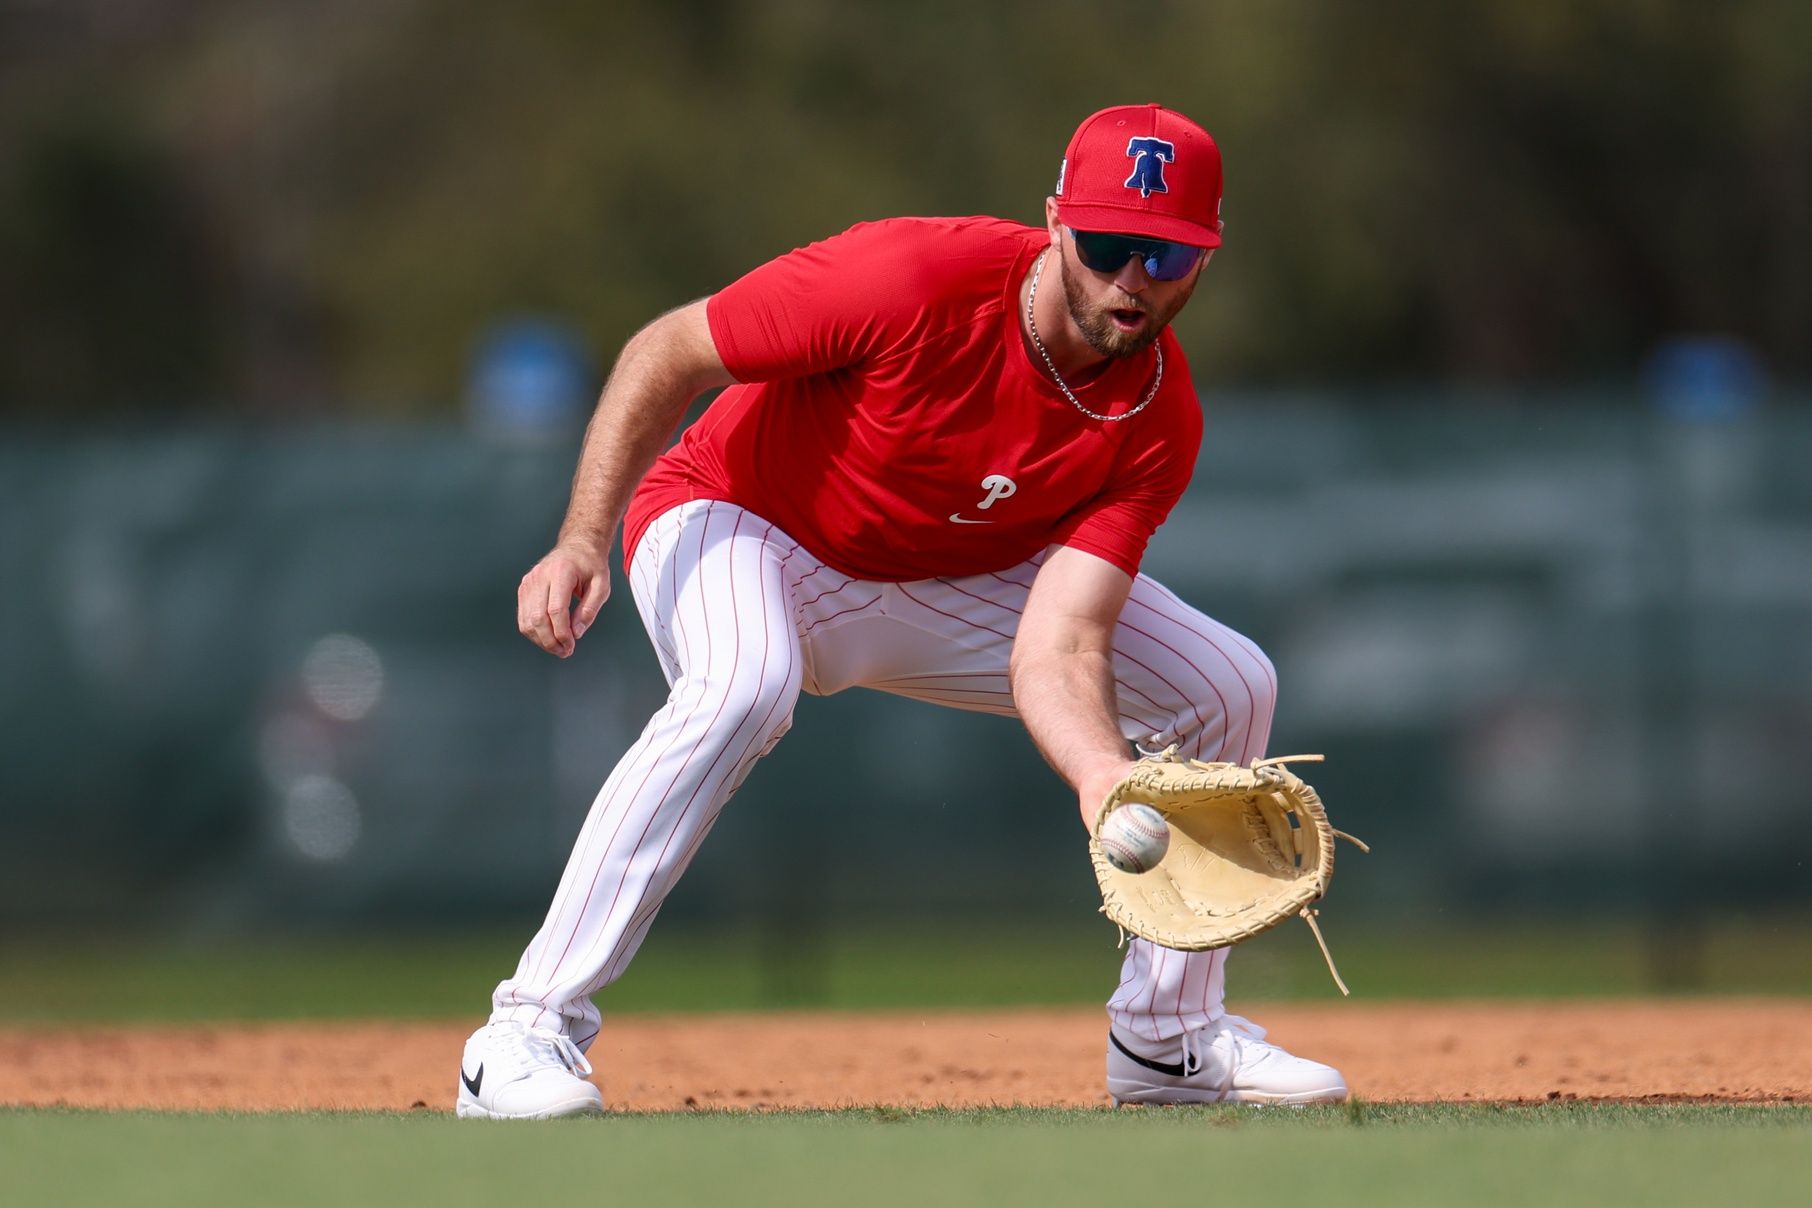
[1058,253,1197,359]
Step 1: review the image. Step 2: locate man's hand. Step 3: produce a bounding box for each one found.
[518,541,611,658]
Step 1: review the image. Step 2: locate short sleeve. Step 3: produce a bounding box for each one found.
[706,220,943,383]
[1049,375,1203,576]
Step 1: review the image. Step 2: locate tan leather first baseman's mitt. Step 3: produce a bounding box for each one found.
[1089,750,1369,994]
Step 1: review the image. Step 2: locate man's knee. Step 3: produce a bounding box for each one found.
[1139,621,1277,759]
[1196,634,1275,746]
[673,658,803,741]
[1241,641,1278,729]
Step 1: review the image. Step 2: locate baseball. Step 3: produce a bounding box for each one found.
[1098,803,1170,874]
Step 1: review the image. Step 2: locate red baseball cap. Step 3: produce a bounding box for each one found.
[1054,103,1224,249]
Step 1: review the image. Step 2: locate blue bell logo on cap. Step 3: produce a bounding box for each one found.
[1123,138,1176,198]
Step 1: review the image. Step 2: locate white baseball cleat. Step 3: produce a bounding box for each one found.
[1107,1014,1348,1106]
[456,1020,605,1120]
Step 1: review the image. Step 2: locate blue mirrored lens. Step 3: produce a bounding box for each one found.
[1069,229,1202,281]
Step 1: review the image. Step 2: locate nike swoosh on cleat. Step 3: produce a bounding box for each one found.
[461,1063,484,1096]
[1109,1030,1195,1077]
[948,514,994,525]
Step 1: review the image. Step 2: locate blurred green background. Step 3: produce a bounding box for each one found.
[2,1,1810,1011]
[4,0,1808,412]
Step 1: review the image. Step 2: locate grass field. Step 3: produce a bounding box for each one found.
[5,921,1808,1206]
[5,1103,1809,1207]
[3,915,1810,1021]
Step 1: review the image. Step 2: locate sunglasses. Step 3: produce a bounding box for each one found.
[1067,228,1204,281]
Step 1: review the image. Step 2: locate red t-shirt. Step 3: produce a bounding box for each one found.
[624,216,1203,581]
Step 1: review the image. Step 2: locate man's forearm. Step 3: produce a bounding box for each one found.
[1010,643,1134,826]
[557,302,730,554]
[1009,546,1142,827]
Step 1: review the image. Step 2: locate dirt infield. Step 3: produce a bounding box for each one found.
[3,1000,1807,1112]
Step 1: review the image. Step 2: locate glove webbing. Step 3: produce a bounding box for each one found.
[1255,757,1369,994]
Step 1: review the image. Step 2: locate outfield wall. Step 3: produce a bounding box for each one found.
[3,396,1808,935]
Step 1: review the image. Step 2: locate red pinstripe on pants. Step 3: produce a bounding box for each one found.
[492,500,1276,1048]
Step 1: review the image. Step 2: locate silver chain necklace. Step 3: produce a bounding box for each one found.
[1024,248,1163,423]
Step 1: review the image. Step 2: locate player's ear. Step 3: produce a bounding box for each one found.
[1044,197,1063,245]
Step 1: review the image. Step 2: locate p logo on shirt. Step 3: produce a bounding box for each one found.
[948,474,1017,525]
[977,474,1017,510]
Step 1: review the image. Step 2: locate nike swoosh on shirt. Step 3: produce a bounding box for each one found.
[948,514,994,525]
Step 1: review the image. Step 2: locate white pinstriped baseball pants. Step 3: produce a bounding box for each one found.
[491,499,1277,1050]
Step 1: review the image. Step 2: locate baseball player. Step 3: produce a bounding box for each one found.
[456,103,1347,1118]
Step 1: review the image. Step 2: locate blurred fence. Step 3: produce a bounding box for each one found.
[3,396,1810,937]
